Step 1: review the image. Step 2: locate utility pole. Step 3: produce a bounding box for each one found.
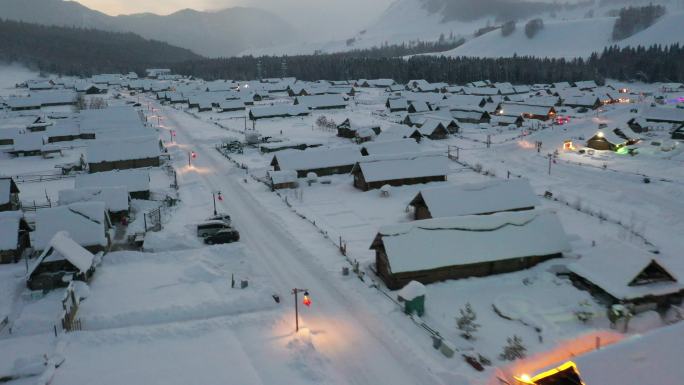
[548,154,552,175]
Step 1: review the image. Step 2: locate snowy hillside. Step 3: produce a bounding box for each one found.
[243,0,684,58]
[439,11,684,59]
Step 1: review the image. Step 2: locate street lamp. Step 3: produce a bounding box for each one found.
[292,288,311,332]
[212,191,223,215]
[188,151,197,167]
[170,130,176,143]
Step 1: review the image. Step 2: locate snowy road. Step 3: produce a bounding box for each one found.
[160,105,448,385]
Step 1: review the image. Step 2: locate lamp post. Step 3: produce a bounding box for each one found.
[292,288,311,332]
[188,151,196,167]
[212,191,223,215]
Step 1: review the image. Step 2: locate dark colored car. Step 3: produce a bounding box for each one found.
[204,229,240,245]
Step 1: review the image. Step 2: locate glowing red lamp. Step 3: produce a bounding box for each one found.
[302,291,311,307]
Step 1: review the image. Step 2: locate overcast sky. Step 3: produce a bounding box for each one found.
[74,0,394,40]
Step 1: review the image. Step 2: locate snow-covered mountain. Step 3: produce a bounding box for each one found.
[440,11,684,59]
[243,0,684,58]
[0,0,298,57]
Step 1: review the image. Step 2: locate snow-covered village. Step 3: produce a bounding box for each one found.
[1,0,684,384]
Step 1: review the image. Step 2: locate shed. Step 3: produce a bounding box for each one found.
[397,280,426,316]
[0,211,31,263]
[409,179,538,220]
[268,170,298,191]
[386,98,408,112]
[370,209,569,289]
[26,232,96,291]
[336,118,382,140]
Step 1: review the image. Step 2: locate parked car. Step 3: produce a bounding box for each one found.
[204,229,240,244]
[197,220,232,237]
[207,213,231,225]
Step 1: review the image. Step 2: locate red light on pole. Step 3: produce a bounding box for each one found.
[292,288,311,332]
[217,192,223,201]
[191,151,197,159]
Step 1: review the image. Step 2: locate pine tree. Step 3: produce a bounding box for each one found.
[456,303,480,340]
[499,336,527,361]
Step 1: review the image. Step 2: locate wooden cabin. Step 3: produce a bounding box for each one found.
[352,154,448,191]
[26,232,96,292]
[409,179,538,220]
[270,146,360,178]
[370,209,568,289]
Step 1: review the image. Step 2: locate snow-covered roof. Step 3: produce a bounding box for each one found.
[34,202,109,250]
[397,280,426,300]
[0,211,24,251]
[499,103,554,117]
[640,106,684,123]
[75,169,150,194]
[437,94,487,109]
[375,125,420,142]
[571,321,684,385]
[361,139,420,156]
[86,135,160,163]
[412,178,538,218]
[218,100,245,110]
[273,146,360,171]
[354,153,448,183]
[563,95,600,107]
[79,106,145,135]
[10,133,45,152]
[574,80,598,89]
[58,186,129,213]
[295,94,347,109]
[268,170,298,185]
[568,243,682,300]
[373,209,569,273]
[27,231,94,278]
[249,104,310,119]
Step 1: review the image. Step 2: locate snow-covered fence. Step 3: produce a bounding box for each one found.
[60,283,82,332]
[542,191,657,250]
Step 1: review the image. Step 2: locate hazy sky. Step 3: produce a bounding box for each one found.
[74,0,394,40]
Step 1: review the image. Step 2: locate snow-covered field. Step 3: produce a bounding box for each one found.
[1,65,683,384]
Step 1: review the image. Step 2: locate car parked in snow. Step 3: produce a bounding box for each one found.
[206,213,231,225]
[204,228,240,244]
[197,220,232,237]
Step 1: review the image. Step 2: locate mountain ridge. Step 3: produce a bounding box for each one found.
[0,0,298,57]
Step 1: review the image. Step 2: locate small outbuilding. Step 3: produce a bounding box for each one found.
[397,280,426,317]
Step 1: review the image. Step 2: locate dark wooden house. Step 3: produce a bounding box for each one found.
[370,210,568,289]
[26,232,96,291]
